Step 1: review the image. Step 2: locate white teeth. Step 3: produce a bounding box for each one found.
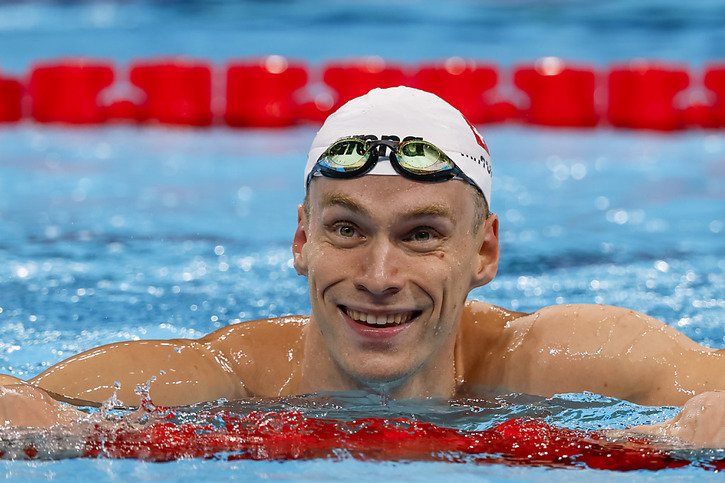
[344,308,413,326]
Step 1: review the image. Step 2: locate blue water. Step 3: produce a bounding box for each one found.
[1,0,724,73]
[1,0,724,480]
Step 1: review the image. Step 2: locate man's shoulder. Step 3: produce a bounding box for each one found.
[464,301,654,330]
[199,315,310,396]
[461,302,634,396]
[459,301,530,364]
[516,303,668,340]
[202,315,309,355]
[461,301,719,404]
[463,301,694,364]
[460,301,670,364]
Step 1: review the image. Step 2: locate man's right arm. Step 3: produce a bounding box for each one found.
[0,335,249,428]
[28,338,248,407]
[0,377,86,428]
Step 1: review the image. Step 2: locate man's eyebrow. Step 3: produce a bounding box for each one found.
[320,193,373,217]
[319,193,456,222]
[403,203,456,220]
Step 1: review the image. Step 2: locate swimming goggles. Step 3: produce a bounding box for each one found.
[306,136,482,194]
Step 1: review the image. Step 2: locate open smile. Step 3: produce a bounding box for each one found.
[339,305,421,328]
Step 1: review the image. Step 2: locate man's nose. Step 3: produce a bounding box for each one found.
[354,239,404,296]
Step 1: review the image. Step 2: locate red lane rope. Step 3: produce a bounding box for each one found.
[1,56,724,130]
[70,411,721,470]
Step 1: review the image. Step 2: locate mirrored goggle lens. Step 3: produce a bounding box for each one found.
[318,138,369,171]
[397,141,456,175]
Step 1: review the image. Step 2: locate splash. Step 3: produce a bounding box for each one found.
[26,409,721,471]
[1,391,723,470]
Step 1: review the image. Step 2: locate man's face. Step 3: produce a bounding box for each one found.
[293,175,499,393]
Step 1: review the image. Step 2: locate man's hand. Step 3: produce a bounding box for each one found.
[0,381,85,428]
[632,391,725,448]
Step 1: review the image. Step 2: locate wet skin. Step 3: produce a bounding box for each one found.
[1,176,724,444]
[293,176,500,398]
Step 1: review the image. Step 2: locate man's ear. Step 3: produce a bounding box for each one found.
[470,214,499,289]
[292,204,309,276]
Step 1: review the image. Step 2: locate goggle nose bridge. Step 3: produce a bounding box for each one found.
[354,136,424,159]
[367,139,398,159]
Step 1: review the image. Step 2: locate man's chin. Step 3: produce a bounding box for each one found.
[338,356,416,391]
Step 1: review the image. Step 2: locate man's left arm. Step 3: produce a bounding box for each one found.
[508,304,724,406]
[513,304,724,447]
[630,390,725,447]
[594,305,724,406]
[599,305,723,406]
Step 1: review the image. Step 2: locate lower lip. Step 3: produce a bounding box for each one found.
[340,308,413,341]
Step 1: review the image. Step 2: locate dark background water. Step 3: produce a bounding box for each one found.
[1,0,724,73]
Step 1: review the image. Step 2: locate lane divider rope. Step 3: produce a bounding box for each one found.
[0,56,723,130]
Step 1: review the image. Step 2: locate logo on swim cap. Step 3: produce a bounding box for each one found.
[464,118,489,154]
[305,86,493,207]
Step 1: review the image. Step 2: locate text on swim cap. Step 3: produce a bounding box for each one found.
[459,152,492,175]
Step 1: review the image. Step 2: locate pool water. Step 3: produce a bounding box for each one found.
[0,124,723,479]
[1,126,722,364]
[1,0,724,480]
[1,0,724,71]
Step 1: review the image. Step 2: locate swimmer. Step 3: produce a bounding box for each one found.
[1,87,723,446]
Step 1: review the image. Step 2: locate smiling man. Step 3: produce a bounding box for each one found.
[0,87,723,445]
[292,90,498,399]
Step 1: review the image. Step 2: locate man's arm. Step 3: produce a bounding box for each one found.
[1,315,307,428]
[27,338,248,408]
[0,317,311,428]
[630,391,725,447]
[498,304,724,406]
[0,376,86,428]
[0,334,249,428]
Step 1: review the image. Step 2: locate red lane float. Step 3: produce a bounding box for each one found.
[130,59,213,126]
[411,58,500,124]
[29,59,114,124]
[105,99,143,123]
[2,57,724,129]
[225,56,308,127]
[607,61,690,131]
[704,64,725,128]
[323,57,408,110]
[0,73,23,123]
[72,411,725,471]
[514,58,599,127]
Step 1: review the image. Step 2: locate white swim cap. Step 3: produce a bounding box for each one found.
[305,86,492,206]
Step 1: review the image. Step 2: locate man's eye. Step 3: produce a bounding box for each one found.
[413,231,431,241]
[337,225,356,237]
[408,229,436,242]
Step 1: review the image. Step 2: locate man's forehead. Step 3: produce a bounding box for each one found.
[308,176,469,220]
